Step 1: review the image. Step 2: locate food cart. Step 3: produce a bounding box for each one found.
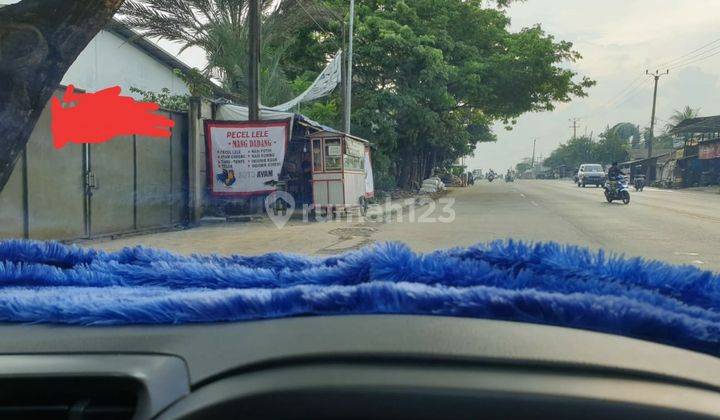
[309,131,373,216]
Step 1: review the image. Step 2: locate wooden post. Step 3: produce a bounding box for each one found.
[248,0,261,120]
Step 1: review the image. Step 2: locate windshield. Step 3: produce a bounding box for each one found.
[1,1,719,326]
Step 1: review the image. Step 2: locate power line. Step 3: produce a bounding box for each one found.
[667,45,720,71]
[579,71,650,120]
[295,0,334,38]
[613,78,652,108]
[308,0,343,23]
[293,0,343,53]
[583,34,720,120]
[606,77,648,108]
[603,74,645,107]
[653,36,720,69]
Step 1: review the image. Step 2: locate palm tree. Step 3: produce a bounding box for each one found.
[665,105,701,132]
[120,0,339,105]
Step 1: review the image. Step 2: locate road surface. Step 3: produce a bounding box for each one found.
[84,180,720,272]
[375,179,720,271]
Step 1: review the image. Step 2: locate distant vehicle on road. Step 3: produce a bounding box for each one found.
[633,174,646,192]
[577,164,606,188]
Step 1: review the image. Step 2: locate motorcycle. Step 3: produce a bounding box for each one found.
[505,174,514,182]
[604,176,631,204]
[633,175,645,192]
[487,173,496,183]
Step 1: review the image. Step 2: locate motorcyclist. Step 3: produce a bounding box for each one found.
[607,162,623,192]
[607,162,623,179]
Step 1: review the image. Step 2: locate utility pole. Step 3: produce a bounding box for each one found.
[531,139,537,168]
[342,0,355,134]
[645,69,669,180]
[248,0,261,120]
[340,24,347,132]
[569,118,579,139]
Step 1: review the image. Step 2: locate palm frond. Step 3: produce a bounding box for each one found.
[120,0,338,102]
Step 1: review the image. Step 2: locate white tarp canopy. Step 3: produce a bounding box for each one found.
[269,51,342,112]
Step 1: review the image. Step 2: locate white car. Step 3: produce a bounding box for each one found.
[577,163,606,187]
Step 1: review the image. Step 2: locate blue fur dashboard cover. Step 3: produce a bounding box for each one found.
[0,239,718,357]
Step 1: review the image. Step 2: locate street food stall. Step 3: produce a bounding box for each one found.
[309,130,373,216]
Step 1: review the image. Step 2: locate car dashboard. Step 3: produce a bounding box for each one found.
[0,315,719,419]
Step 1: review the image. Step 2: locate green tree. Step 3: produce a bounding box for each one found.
[312,0,594,187]
[543,136,597,170]
[516,162,532,173]
[595,128,629,164]
[129,87,189,111]
[639,126,674,150]
[545,126,630,171]
[609,122,641,147]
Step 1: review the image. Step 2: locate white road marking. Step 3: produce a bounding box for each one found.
[520,193,526,198]
[674,252,700,256]
[530,200,539,207]
[644,188,674,193]
[693,260,705,265]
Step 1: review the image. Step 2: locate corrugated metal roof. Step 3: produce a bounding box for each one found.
[630,147,672,160]
[670,116,720,134]
[622,151,673,166]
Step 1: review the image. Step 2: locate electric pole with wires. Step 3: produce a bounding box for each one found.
[531,139,537,168]
[248,0,260,120]
[342,0,355,134]
[569,118,579,139]
[645,69,669,180]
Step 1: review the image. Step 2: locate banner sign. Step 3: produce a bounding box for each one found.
[699,142,720,160]
[204,119,291,196]
[346,138,365,158]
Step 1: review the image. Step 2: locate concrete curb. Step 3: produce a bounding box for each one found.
[199,215,264,225]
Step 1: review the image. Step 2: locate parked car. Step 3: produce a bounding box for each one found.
[577,163,606,187]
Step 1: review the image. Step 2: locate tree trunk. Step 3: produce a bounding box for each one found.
[0,0,124,191]
[428,150,436,177]
[398,155,413,189]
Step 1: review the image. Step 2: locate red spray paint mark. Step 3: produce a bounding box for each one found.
[50,85,175,149]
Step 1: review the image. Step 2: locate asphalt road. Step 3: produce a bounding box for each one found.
[374,179,720,272]
[85,179,720,272]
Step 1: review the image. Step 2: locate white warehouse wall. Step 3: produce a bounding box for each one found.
[61,30,190,98]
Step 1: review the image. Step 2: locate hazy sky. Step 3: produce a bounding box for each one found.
[5,0,720,172]
[469,0,720,171]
